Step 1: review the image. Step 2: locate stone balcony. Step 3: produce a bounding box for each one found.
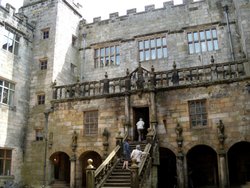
[51,59,249,103]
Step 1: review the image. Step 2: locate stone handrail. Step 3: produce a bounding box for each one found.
[51,60,247,102]
[138,129,157,187]
[94,132,127,188]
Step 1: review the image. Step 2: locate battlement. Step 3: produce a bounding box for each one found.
[0,3,34,39]
[83,0,208,25]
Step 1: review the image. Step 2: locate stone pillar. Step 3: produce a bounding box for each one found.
[130,159,139,188]
[70,154,76,188]
[124,93,131,135]
[176,153,185,188]
[149,90,157,129]
[218,151,229,188]
[86,159,96,188]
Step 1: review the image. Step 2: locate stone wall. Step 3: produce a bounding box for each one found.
[0,3,33,186]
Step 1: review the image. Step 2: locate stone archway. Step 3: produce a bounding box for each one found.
[186,145,218,188]
[158,147,177,188]
[79,151,102,188]
[49,152,70,184]
[228,141,250,186]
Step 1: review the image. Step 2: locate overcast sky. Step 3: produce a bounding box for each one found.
[1,0,183,23]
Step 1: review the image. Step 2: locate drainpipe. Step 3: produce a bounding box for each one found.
[224,5,235,61]
[43,109,52,187]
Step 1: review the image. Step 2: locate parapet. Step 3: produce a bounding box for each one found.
[88,0,206,25]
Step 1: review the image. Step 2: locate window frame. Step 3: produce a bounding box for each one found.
[0,148,12,176]
[188,99,208,128]
[2,27,20,55]
[138,35,167,62]
[35,129,43,141]
[37,94,45,105]
[187,28,218,54]
[41,28,50,39]
[39,58,48,70]
[94,44,120,68]
[83,110,98,136]
[0,79,15,106]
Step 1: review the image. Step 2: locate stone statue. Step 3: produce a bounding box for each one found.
[72,130,77,146]
[103,72,109,94]
[217,120,224,136]
[136,63,145,89]
[175,123,183,139]
[171,61,179,86]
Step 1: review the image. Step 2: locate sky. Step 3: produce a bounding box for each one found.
[1,0,183,23]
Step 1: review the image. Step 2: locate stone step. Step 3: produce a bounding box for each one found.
[102,182,131,187]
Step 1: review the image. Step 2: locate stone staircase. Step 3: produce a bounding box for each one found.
[101,142,146,188]
[51,180,69,188]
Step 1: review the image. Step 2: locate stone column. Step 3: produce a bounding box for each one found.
[149,91,157,130]
[70,154,76,188]
[86,159,96,188]
[218,151,229,188]
[176,153,185,188]
[124,93,131,134]
[130,159,139,188]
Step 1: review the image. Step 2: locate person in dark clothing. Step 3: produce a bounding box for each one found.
[122,138,131,170]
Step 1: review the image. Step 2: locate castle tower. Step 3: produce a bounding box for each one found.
[19,0,83,185]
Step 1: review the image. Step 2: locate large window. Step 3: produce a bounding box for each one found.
[84,111,98,136]
[187,28,218,54]
[0,149,12,176]
[189,99,207,128]
[0,79,15,105]
[138,36,167,62]
[2,28,20,55]
[94,45,120,68]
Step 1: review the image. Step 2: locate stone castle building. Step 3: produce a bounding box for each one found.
[0,0,250,188]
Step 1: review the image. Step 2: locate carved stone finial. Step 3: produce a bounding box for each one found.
[151,65,155,72]
[86,159,94,169]
[105,72,108,78]
[173,61,176,69]
[211,55,215,64]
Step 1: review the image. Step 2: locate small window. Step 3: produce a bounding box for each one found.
[37,94,45,105]
[188,99,207,128]
[70,63,77,74]
[0,149,12,176]
[35,129,43,141]
[187,28,218,54]
[138,35,167,62]
[39,58,48,70]
[42,28,50,39]
[0,79,15,105]
[84,111,98,136]
[2,28,20,55]
[72,35,77,46]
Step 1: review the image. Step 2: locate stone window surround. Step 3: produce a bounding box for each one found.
[188,99,207,128]
[187,27,219,54]
[37,93,45,105]
[41,28,50,39]
[39,57,48,70]
[94,43,120,68]
[137,34,167,62]
[35,128,44,141]
[83,110,98,136]
[2,26,20,55]
[0,148,12,176]
[0,78,15,106]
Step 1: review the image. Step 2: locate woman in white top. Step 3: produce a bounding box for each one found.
[131,145,146,164]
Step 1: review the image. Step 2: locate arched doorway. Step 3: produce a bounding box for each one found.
[50,152,70,184]
[79,151,102,188]
[158,147,176,188]
[228,141,250,186]
[186,145,218,188]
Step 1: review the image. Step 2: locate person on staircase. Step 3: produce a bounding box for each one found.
[136,118,145,141]
[122,137,131,170]
[130,145,147,165]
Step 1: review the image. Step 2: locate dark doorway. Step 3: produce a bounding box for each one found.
[80,151,102,188]
[50,152,70,183]
[158,147,176,188]
[228,141,250,186]
[186,145,218,188]
[133,107,149,142]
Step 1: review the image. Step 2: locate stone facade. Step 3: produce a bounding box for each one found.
[0,3,33,186]
[0,0,250,188]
